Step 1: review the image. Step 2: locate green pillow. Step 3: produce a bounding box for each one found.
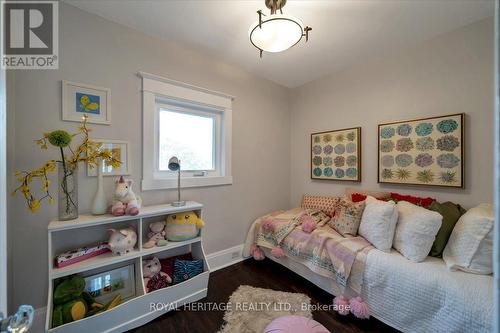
[429,201,467,257]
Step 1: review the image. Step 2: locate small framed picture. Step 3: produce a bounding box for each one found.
[83,264,136,304]
[62,80,111,125]
[87,139,130,176]
[311,127,362,182]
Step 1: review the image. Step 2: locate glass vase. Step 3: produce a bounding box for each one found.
[58,164,78,221]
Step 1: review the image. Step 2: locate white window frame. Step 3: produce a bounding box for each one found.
[139,72,233,190]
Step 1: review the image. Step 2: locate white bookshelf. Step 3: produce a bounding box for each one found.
[46,201,210,333]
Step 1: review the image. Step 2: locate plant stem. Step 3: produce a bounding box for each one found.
[59,147,73,215]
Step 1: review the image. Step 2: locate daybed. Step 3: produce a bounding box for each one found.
[243,197,493,333]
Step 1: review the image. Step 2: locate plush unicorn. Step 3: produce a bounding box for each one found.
[111,176,142,216]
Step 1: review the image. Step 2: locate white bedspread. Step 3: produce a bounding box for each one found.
[363,250,493,333]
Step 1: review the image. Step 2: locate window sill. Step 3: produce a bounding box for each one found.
[142,176,233,191]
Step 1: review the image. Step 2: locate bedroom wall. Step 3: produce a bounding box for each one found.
[6,3,291,310]
[290,17,494,208]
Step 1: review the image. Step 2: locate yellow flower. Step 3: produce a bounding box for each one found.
[29,199,41,213]
[100,150,112,159]
[45,161,56,172]
[48,197,55,205]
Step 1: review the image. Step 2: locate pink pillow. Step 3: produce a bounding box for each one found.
[264,316,330,333]
[301,195,340,217]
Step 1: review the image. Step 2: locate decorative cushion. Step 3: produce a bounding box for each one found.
[358,196,398,252]
[345,188,391,201]
[393,201,442,262]
[390,192,435,208]
[160,253,193,278]
[428,201,467,257]
[263,315,330,333]
[443,204,494,274]
[173,259,204,284]
[330,200,365,236]
[301,195,340,217]
[351,193,367,203]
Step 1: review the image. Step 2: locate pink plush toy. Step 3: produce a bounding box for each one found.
[333,295,350,315]
[143,257,172,293]
[107,226,137,256]
[349,296,370,319]
[271,247,285,258]
[143,221,167,249]
[301,215,317,233]
[262,217,275,233]
[111,176,142,216]
[251,244,265,261]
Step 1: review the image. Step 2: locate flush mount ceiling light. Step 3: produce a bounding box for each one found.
[249,0,312,58]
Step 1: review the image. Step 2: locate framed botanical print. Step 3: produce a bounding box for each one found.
[87,140,130,176]
[62,80,111,125]
[378,113,464,188]
[311,127,361,181]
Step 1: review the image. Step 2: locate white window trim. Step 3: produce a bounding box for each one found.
[139,71,233,191]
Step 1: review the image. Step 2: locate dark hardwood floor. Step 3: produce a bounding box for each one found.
[129,258,400,333]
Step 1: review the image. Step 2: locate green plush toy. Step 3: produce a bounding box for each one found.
[52,275,108,328]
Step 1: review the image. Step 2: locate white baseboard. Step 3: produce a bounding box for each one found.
[30,244,246,332]
[206,243,247,272]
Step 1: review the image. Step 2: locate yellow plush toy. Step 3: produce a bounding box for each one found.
[165,211,205,241]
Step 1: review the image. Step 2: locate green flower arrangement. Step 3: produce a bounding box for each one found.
[13,115,122,214]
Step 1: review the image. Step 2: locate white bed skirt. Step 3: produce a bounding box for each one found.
[261,248,493,333]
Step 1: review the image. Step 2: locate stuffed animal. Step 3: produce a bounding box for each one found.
[165,211,205,241]
[107,226,137,256]
[143,257,172,293]
[143,221,168,249]
[51,275,121,328]
[111,176,142,216]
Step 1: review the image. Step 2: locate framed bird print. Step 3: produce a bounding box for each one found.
[377,113,464,188]
[62,80,111,125]
[311,127,361,181]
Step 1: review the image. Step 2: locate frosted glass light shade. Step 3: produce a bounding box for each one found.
[249,14,304,53]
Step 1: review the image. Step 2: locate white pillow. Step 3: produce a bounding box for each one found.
[393,201,442,262]
[358,196,398,252]
[443,203,494,274]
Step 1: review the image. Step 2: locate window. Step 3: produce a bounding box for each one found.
[156,101,222,177]
[140,72,233,190]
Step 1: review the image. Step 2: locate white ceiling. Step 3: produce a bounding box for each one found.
[65,0,494,88]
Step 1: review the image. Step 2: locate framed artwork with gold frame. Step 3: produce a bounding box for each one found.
[311,127,361,181]
[87,139,130,176]
[377,113,464,188]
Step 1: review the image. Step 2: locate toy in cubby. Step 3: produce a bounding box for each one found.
[54,242,110,268]
[142,252,204,293]
[142,257,172,293]
[165,211,205,241]
[143,221,168,249]
[107,226,137,255]
[51,275,121,328]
